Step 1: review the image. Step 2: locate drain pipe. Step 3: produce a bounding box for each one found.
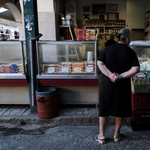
[30,33,42,108]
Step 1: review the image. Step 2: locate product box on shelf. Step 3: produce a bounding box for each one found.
[131,80,149,93]
[131,74,149,93]
[66,14,72,20]
[77,29,96,41]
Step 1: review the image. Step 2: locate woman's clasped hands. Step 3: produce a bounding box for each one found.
[109,73,121,83]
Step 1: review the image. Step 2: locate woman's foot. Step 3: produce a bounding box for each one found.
[114,133,124,142]
[95,135,105,144]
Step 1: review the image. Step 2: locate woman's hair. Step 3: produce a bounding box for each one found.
[117,28,131,42]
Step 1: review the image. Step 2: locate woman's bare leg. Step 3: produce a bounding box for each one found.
[98,117,108,139]
[114,117,123,138]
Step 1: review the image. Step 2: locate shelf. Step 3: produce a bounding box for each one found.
[105,25,124,27]
[84,25,124,28]
[57,54,78,57]
[37,74,98,79]
[99,33,117,35]
[60,25,75,28]
[0,73,26,79]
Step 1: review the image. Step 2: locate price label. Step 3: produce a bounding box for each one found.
[86,67,93,73]
[47,67,55,73]
[62,67,69,72]
[74,68,81,72]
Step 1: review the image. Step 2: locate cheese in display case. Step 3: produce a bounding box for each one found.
[84,61,95,74]
[43,64,60,73]
[71,62,84,73]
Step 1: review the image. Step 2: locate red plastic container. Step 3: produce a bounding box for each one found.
[132,109,150,121]
[131,91,150,110]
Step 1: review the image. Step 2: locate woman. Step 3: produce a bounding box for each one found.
[96,29,140,144]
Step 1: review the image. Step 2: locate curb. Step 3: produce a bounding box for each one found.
[0,114,131,126]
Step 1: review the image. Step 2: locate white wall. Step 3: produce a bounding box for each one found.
[126,0,148,30]
[37,0,58,40]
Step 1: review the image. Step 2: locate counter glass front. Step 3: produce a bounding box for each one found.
[37,41,98,79]
[129,41,150,71]
[0,41,26,79]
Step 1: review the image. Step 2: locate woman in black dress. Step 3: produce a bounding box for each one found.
[95,29,140,144]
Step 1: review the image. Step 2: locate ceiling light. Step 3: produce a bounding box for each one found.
[0,7,8,13]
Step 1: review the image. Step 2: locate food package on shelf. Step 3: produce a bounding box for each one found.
[89,36,96,41]
[77,35,86,41]
[0,65,4,73]
[84,61,95,73]
[71,62,84,73]
[4,65,10,73]
[17,64,24,73]
[10,64,19,73]
[77,29,86,36]
[72,62,85,67]
[84,61,95,66]
[59,66,71,73]
[43,64,60,73]
[59,62,72,73]
[77,29,86,41]
[131,73,149,93]
[86,29,96,36]
[77,29,96,41]
[60,62,72,67]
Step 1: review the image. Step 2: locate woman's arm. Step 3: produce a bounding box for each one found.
[97,60,112,77]
[119,66,140,79]
[97,60,117,82]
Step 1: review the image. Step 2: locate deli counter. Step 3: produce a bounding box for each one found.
[0,41,29,104]
[36,41,99,86]
[36,41,99,105]
[129,41,150,72]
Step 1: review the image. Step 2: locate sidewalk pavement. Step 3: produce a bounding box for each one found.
[0,105,131,126]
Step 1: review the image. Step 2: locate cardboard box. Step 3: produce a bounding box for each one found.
[131,79,149,93]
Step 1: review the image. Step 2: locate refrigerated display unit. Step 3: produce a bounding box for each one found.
[129,40,150,131]
[36,41,99,105]
[0,41,29,104]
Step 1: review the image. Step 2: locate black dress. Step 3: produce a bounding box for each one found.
[98,43,140,117]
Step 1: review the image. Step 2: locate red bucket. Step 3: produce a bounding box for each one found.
[36,88,59,119]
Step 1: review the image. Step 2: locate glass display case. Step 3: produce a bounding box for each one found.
[129,41,150,71]
[36,41,98,79]
[0,41,26,79]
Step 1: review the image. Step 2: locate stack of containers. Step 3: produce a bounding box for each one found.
[59,62,72,73]
[10,64,18,73]
[77,29,86,41]
[84,61,95,74]
[0,65,4,73]
[4,65,10,73]
[43,64,60,74]
[77,29,96,41]
[66,14,73,26]
[131,73,150,131]
[71,62,84,73]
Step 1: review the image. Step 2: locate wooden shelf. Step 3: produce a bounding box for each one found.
[84,25,124,28]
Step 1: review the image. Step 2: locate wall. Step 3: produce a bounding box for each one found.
[76,0,127,20]
[146,0,150,10]
[37,0,58,40]
[126,0,149,30]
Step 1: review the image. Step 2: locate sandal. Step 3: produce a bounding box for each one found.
[114,134,124,142]
[95,136,105,144]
